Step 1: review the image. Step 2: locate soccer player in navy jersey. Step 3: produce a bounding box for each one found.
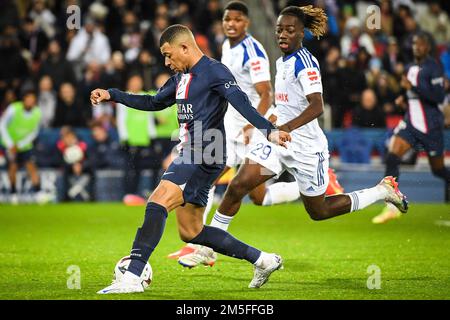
[373,32,448,224]
[90,24,290,293]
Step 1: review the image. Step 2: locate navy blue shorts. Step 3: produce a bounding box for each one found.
[4,149,35,166]
[161,160,225,207]
[395,121,444,157]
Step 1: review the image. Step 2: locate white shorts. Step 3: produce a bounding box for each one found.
[225,136,247,168]
[224,116,248,168]
[245,132,329,197]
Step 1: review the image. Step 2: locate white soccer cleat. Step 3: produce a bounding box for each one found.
[35,191,52,205]
[97,277,144,294]
[9,193,19,205]
[248,254,283,289]
[177,246,217,268]
[378,176,408,213]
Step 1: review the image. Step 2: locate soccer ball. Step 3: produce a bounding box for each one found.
[113,255,153,288]
[63,145,84,164]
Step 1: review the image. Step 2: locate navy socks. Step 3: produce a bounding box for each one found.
[190,225,261,264]
[127,202,167,276]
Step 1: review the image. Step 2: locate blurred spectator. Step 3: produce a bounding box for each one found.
[340,17,376,58]
[103,51,127,90]
[418,0,450,46]
[37,75,56,128]
[195,0,223,35]
[379,0,394,37]
[57,126,91,201]
[322,46,345,128]
[104,0,128,52]
[120,10,142,63]
[19,17,49,62]
[116,74,156,197]
[209,20,226,59]
[334,53,367,127]
[0,90,42,202]
[143,14,170,64]
[381,37,404,74]
[38,39,77,90]
[66,15,111,77]
[366,56,383,88]
[353,89,386,128]
[0,25,29,97]
[128,50,163,91]
[0,88,17,116]
[52,82,91,128]
[28,0,56,39]
[150,72,179,188]
[0,0,20,30]
[88,121,120,170]
[375,73,399,114]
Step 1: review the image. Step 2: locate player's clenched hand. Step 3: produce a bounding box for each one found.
[90,89,111,106]
[268,130,291,148]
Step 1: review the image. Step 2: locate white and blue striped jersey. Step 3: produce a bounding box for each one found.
[274,47,328,153]
[221,35,271,129]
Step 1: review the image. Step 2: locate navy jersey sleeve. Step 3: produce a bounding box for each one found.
[209,63,275,137]
[412,61,445,105]
[108,76,177,111]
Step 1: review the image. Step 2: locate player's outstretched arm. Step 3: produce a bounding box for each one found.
[90,76,177,112]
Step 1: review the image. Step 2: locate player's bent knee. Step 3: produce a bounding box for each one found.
[305,206,327,221]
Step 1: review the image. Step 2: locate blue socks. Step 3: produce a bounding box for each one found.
[189,225,261,264]
[127,202,262,277]
[127,202,167,276]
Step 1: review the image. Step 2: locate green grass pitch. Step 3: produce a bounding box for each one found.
[0,203,449,300]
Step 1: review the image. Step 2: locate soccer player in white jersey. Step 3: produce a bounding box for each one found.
[169,1,294,265]
[173,1,344,268]
[197,5,408,254]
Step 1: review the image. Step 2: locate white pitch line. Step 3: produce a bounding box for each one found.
[435,220,450,227]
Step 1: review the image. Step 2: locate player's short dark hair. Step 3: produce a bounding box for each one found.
[21,89,37,99]
[159,24,191,47]
[224,1,249,16]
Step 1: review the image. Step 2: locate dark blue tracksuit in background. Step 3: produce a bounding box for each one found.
[108,55,275,206]
[395,56,446,157]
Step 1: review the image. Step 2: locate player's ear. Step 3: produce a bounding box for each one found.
[180,42,189,55]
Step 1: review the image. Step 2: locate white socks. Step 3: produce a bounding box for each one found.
[347,185,388,212]
[203,185,216,224]
[262,182,300,206]
[210,210,234,231]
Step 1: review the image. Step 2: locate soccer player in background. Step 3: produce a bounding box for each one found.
[0,90,43,204]
[116,74,156,204]
[196,5,408,250]
[372,33,448,224]
[91,24,290,293]
[172,1,345,268]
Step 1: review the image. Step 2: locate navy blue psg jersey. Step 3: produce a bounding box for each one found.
[404,57,446,134]
[108,55,275,164]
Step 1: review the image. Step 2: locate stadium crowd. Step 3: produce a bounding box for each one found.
[0,0,449,201]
